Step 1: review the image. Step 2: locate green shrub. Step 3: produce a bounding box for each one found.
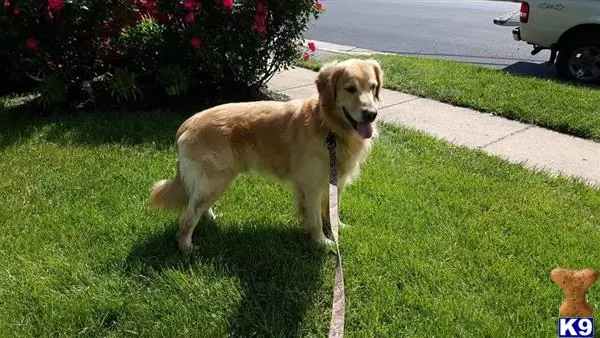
[109,67,142,102]
[36,75,67,107]
[158,64,191,96]
[0,0,325,105]
[120,15,168,73]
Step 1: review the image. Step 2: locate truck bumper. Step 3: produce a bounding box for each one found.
[512,27,521,41]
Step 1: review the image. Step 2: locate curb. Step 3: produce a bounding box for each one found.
[303,40,387,56]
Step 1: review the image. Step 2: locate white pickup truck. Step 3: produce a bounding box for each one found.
[494,0,600,84]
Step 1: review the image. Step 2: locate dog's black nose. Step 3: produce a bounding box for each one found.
[362,109,377,122]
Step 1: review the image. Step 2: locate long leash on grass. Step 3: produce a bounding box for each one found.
[326,131,345,338]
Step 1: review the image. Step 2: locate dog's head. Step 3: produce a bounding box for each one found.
[315,58,383,139]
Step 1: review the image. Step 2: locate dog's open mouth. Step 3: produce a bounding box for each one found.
[343,107,373,139]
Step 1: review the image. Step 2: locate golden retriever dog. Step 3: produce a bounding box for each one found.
[149,58,383,253]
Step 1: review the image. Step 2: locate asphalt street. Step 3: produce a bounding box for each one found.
[305,0,556,76]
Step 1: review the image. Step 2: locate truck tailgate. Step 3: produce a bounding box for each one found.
[493,9,520,27]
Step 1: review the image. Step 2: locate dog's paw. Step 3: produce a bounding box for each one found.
[202,207,218,221]
[177,239,195,254]
[339,221,350,229]
[314,235,334,247]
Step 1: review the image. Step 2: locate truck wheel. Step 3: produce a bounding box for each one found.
[556,36,600,84]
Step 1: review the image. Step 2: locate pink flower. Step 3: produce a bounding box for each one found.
[25,38,39,52]
[47,0,64,12]
[185,12,195,23]
[190,36,202,49]
[141,0,149,8]
[221,0,234,10]
[153,11,168,23]
[303,52,310,61]
[254,23,266,36]
[316,1,324,12]
[255,2,264,13]
[13,6,20,14]
[253,12,267,36]
[253,3,268,36]
[183,0,195,11]
[138,0,156,11]
[3,0,10,8]
[308,42,316,52]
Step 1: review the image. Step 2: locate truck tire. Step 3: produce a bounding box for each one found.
[556,35,600,84]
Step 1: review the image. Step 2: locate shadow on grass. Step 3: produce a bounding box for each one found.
[502,61,600,89]
[125,219,329,336]
[0,99,200,151]
[502,61,557,79]
[0,87,290,151]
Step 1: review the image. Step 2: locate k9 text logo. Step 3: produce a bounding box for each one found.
[558,317,594,338]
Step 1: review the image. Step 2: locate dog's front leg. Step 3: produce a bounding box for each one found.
[300,185,333,246]
[336,179,350,229]
[321,180,350,229]
[321,194,330,221]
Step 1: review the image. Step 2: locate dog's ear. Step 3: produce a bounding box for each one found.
[366,59,383,101]
[315,60,340,109]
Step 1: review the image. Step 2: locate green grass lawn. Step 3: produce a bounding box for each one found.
[297,54,600,142]
[1,97,599,337]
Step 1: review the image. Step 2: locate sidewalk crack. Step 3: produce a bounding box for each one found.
[276,83,314,92]
[479,125,533,149]
[379,97,420,110]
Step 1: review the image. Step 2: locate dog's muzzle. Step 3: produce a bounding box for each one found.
[361,109,377,123]
[343,107,376,139]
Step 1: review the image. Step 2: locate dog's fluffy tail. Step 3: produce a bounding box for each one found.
[149,162,188,211]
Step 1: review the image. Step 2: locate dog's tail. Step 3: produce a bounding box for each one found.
[149,162,188,211]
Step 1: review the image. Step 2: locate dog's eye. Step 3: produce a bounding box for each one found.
[345,86,356,94]
[370,84,377,91]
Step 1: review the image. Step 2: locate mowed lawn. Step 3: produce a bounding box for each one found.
[1,100,599,337]
[297,54,600,142]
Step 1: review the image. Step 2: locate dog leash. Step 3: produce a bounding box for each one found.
[326,131,345,338]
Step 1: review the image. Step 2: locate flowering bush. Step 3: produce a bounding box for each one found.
[0,0,325,105]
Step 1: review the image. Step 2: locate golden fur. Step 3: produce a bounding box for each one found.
[149,58,383,252]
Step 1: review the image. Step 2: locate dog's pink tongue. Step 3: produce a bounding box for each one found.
[357,122,373,139]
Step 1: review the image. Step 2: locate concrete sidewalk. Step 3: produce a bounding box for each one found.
[267,41,600,187]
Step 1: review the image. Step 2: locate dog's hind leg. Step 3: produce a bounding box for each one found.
[177,200,205,253]
[177,169,234,253]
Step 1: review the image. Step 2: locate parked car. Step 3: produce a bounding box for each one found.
[494,0,600,84]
